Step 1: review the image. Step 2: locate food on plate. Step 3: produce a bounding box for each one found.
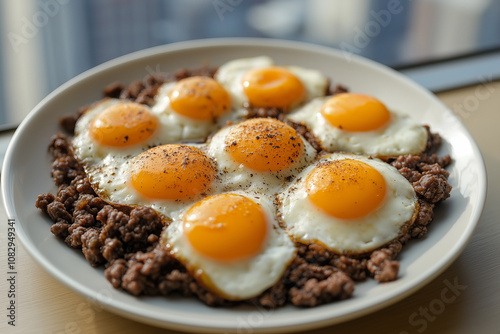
[215,56,329,110]
[166,76,231,120]
[36,57,452,308]
[288,93,428,157]
[95,144,219,217]
[152,76,246,138]
[164,192,296,300]
[279,153,418,254]
[207,117,317,192]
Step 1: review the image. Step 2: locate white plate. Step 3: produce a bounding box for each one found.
[1,38,487,333]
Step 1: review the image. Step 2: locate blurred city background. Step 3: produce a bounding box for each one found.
[1,0,499,128]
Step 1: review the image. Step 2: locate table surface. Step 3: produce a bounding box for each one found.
[1,82,499,334]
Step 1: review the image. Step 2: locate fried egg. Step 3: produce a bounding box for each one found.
[80,143,220,218]
[215,56,328,111]
[73,99,167,161]
[152,76,246,138]
[287,93,428,157]
[163,192,296,300]
[279,153,418,254]
[207,117,317,194]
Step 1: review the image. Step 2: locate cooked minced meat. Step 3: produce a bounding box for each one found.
[36,71,452,308]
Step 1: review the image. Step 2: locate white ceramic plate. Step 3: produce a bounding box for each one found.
[1,38,487,333]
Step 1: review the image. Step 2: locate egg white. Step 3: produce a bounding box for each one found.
[278,153,418,254]
[215,56,329,109]
[287,97,428,157]
[162,191,296,300]
[206,122,318,195]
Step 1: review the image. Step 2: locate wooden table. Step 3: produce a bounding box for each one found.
[1,82,499,334]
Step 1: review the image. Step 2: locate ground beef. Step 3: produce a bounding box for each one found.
[408,200,435,239]
[329,84,349,96]
[49,132,72,158]
[252,280,288,309]
[283,257,355,307]
[287,256,354,307]
[65,225,86,248]
[413,163,451,203]
[331,255,368,281]
[55,184,79,211]
[59,115,77,134]
[51,156,83,186]
[173,66,218,81]
[71,175,94,194]
[118,74,166,106]
[295,242,390,283]
[287,258,338,286]
[424,125,442,153]
[367,249,400,282]
[35,193,54,214]
[102,82,123,98]
[50,222,70,239]
[104,244,234,306]
[297,243,332,265]
[246,106,284,120]
[105,258,128,289]
[81,228,105,267]
[98,205,163,254]
[287,120,325,152]
[72,209,95,228]
[58,104,94,135]
[36,72,452,309]
[388,145,452,240]
[289,272,354,306]
[46,201,72,224]
[102,238,124,262]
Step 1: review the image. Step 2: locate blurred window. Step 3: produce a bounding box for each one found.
[0,0,499,128]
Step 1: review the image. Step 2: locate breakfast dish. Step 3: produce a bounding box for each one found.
[288,93,429,156]
[35,56,452,308]
[2,39,486,332]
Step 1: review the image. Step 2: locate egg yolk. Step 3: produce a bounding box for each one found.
[168,76,231,120]
[129,144,216,200]
[183,193,267,262]
[90,102,158,147]
[241,66,305,109]
[225,118,304,172]
[306,159,387,219]
[321,93,390,132]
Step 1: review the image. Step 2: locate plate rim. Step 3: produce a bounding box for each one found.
[1,37,488,333]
